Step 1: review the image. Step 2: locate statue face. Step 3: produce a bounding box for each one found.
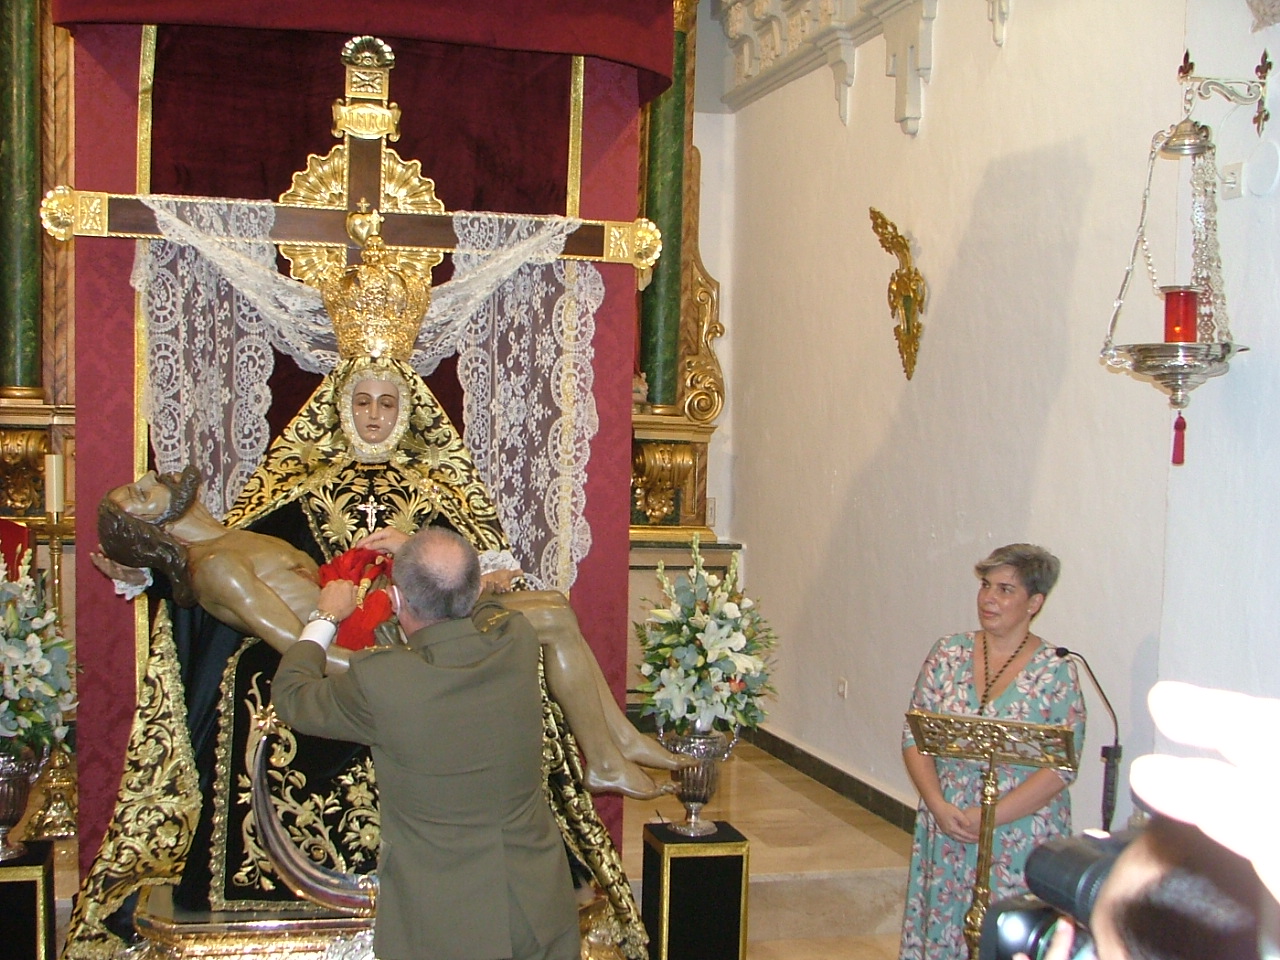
[351,379,401,444]
[107,471,171,522]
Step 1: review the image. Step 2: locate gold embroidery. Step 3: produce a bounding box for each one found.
[209,646,381,912]
[61,607,200,960]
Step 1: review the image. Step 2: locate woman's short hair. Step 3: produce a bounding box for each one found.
[974,543,1061,598]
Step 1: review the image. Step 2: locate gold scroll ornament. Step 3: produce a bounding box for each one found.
[870,208,927,380]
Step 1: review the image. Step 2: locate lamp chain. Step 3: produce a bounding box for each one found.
[1190,147,1231,342]
[1102,130,1167,359]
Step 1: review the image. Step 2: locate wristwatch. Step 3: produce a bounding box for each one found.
[307,609,339,625]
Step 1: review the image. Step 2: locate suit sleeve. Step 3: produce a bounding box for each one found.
[272,640,379,745]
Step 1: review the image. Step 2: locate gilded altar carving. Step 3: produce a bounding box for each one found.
[0,428,49,516]
[632,442,695,524]
[680,146,725,424]
[870,207,927,380]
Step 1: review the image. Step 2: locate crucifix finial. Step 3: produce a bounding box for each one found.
[356,495,386,534]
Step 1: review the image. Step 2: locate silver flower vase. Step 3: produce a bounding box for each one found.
[0,751,42,861]
[660,729,738,837]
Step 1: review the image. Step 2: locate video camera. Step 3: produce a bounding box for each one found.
[979,829,1136,960]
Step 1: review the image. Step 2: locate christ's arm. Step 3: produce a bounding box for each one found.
[190,550,351,673]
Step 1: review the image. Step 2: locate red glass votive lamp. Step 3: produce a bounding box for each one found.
[1160,286,1199,343]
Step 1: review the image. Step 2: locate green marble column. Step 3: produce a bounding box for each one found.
[0,0,43,398]
[639,25,687,410]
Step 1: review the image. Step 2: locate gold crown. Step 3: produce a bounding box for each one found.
[320,221,431,361]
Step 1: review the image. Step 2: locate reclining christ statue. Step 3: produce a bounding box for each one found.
[97,464,681,800]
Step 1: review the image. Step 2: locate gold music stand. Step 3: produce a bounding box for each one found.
[905,708,1078,960]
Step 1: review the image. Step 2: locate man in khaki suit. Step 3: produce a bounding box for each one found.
[272,526,579,960]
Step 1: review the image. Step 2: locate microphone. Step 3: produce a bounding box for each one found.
[1054,647,1122,832]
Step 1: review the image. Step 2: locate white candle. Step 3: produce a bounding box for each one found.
[45,453,65,515]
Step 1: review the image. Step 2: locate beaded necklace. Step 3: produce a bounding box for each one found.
[979,630,1031,710]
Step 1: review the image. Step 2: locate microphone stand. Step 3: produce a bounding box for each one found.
[1055,647,1122,832]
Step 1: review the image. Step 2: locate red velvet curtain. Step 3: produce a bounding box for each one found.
[71,19,651,873]
[53,0,673,101]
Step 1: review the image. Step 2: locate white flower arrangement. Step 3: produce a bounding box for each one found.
[635,537,777,735]
[0,551,74,757]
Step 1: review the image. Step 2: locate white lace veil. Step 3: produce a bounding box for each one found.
[130,197,599,591]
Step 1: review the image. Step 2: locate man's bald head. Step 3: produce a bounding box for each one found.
[393,527,482,625]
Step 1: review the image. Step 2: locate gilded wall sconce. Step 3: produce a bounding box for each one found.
[870,208,927,380]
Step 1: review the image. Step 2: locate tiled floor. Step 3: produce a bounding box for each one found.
[623,741,912,960]
[44,741,912,959]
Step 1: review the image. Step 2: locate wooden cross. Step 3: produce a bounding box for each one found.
[38,36,660,281]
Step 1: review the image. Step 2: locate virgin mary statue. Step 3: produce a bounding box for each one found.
[66,203,646,960]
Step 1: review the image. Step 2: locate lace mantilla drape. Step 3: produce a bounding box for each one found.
[130,198,599,591]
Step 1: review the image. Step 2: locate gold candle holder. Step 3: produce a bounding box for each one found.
[28,513,74,623]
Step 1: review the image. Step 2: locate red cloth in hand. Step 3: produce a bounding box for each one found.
[318,548,395,651]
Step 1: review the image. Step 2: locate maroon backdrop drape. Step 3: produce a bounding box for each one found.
[53,0,673,101]
[69,15,661,876]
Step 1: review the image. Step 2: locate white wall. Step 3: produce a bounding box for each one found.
[1159,3,1280,709]
[689,1,1280,831]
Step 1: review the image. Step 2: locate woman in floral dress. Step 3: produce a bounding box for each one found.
[899,544,1086,960]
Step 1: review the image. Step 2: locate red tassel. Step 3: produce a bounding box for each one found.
[1172,413,1187,465]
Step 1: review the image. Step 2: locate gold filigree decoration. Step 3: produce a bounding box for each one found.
[61,607,200,960]
[632,442,694,524]
[277,145,446,285]
[605,219,662,269]
[39,185,76,241]
[342,36,395,72]
[332,102,401,141]
[76,192,108,235]
[223,359,510,561]
[905,709,1078,772]
[320,234,432,361]
[280,145,348,209]
[209,649,378,911]
[234,729,381,894]
[580,895,627,960]
[870,208,927,380]
[276,245,346,291]
[25,743,77,839]
[381,148,445,214]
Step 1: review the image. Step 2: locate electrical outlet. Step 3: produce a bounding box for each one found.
[836,677,849,699]
[1222,161,1244,200]
[706,497,717,527]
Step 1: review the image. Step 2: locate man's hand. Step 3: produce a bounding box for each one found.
[1130,680,1280,904]
[317,580,359,622]
[479,568,522,594]
[355,528,409,555]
